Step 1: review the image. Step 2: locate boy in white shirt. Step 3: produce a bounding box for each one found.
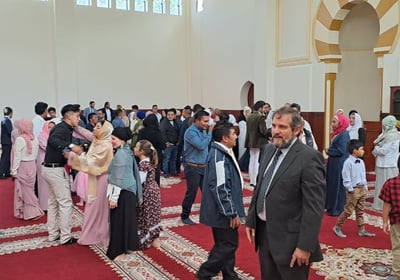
[333,139,376,238]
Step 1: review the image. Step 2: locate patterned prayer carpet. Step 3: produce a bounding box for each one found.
[0,172,393,279]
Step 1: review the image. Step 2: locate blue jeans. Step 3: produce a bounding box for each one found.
[162,145,177,175]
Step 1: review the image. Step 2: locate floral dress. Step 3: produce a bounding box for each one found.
[137,159,163,249]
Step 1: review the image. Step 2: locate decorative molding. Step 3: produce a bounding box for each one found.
[276,0,312,66]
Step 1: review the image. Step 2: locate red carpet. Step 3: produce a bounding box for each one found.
[0,172,393,279]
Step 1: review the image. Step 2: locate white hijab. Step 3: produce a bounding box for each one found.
[347,113,363,140]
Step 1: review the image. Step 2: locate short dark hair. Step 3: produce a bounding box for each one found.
[3,107,12,116]
[48,107,56,113]
[131,104,139,110]
[184,105,192,110]
[272,106,302,131]
[347,139,363,154]
[212,123,233,142]
[290,103,301,112]
[88,112,97,120]
[166,108,176,115]
[34,102,48,115]
[253,100,266,111]
[89,101,95,105]
[193,104,204,113]
[61,104,80,117]
[193,110,209,121]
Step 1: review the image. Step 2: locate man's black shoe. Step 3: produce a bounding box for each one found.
[181,217,196,225]
[62,237,78,245]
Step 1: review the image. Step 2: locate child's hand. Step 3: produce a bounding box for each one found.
[383,221,390,234]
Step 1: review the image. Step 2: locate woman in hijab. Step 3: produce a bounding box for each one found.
[68,120,114,246]
[372,115,400,211]
[138,114,164,185]
[36,120,56,211]
[325,113,350,216]
[106,127,142,261]
[11,118,44,220]
[347,112,366,145]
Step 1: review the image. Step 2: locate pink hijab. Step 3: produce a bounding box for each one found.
[331,114,350,137]
[14,118,35,154]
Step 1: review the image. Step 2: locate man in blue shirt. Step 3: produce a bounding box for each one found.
[181,110,213,225]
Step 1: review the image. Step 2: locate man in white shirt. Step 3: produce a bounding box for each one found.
[32,102,48,137]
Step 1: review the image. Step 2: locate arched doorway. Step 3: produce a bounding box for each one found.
[240,81,254,108]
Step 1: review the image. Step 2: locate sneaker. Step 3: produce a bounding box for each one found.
[332,226,347,238]
[359,230,376,237]
[181,217,196,225]
[62,237,78,245]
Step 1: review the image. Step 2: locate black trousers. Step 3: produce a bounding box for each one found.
[181,165,204,219]
[257,219,310,280]
[197,227,239,279]
[0,144,11,177]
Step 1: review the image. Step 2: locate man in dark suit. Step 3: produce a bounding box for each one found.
[0,107,13,179]
[245,106,326,280]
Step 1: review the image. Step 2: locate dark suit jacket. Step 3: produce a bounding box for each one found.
[245,139,326,265]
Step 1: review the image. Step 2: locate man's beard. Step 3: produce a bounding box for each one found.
[272,135,295,149]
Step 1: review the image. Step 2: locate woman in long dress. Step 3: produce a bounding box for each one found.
[107,127,142,260]
[11,118,44,220]
[372,115,400,211]
[325,114,350,216]
[134,140,163,249]
[36,120,56,211]
[69,120,114,246]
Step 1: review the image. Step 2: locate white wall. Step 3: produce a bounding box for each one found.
[0,0,189,120]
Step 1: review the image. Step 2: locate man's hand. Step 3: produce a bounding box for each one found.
[290,248,310,268]
[109,200,117,209]
[383,221,390,234]
[245,227,255,244]
[230,216,241,229]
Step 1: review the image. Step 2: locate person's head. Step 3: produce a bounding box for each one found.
[347,139,364,157]
[61,104,81,127]
[104,101,110,109]
[253,100,266,113]
[143,113,159,128]
[212,123,237,149]
[111,127,132,148]
[166,108,176,121]
[331,114,349,132]
[290,103,301,113]
[93,120,113,141]
[349,112,363,127]
[193,110,210,130]
[14,118,35,154]
[136,111,145,120]
[243,106,252,119]
[263,103,271,114]
[152,104,158,113]
[48,107,57,118]
[193,104,204,113]
[116,104,123,110]
[89,101,95,108]
[382,115,397,132]
[182,107,192,118]
[34,102,48,117]
[271,106,302,149]
[348,110,358,117]
[115,109,122,118]
[131,105,139,112]
[97,109,105,120]
[88,112,98,125]
[134,139,158,167]
[3,107,12,117]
